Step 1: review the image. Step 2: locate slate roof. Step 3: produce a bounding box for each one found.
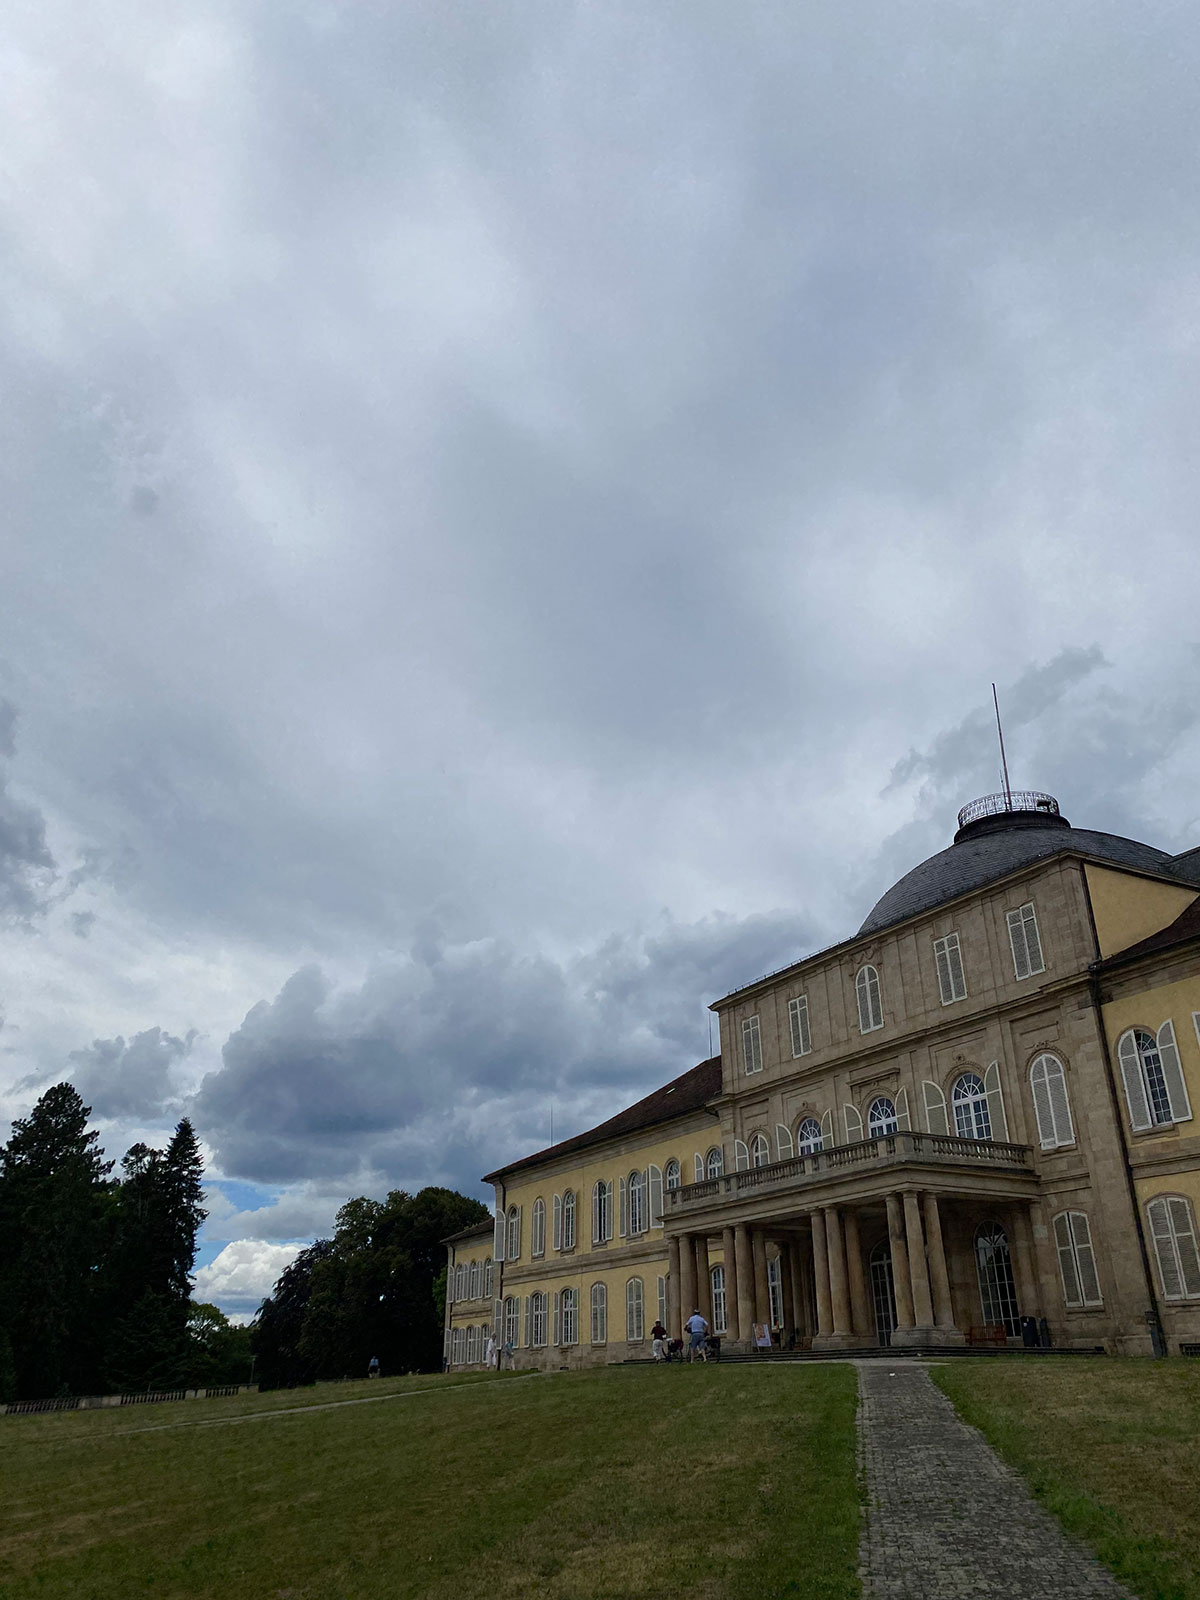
[858,826,1198,937]
[1095,892,1200,970]
[483,1055,722,1183]
[441,1218,496,1246]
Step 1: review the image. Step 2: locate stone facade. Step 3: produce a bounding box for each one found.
[444,795,1200,1365]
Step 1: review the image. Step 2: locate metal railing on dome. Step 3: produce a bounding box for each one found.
[957,791,1059,829]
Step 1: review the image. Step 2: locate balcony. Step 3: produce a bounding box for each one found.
[666,1132,1034,1215]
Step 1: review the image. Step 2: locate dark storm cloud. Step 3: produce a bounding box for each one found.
[66,1026,196,1121]
[193,907,817,1190]
[0,701,55,920]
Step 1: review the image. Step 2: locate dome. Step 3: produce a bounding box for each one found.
[858,791,1184,937]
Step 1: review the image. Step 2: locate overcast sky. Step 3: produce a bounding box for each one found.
[3,1,1199,1317]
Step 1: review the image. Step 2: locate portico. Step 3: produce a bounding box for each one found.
[664,1130,1041,1349]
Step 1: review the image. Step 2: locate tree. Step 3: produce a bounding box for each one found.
[0,1084,111,1398]
[251,1239,335,1389]
[186,1303,253,1387]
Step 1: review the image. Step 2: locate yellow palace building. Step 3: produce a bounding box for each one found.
[444,791,1200,1367]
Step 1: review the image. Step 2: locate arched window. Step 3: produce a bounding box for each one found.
[469,1258,481,1298]
[503,1295,519,1347]
[453,1262,465,1301]
[974,1223,1019,1335]
[628,1169,646,1234]
[592,1179,612,1244]
[561,1287,579,1345]
[562,1189,576,1249]
[451,1326,462,1365]
[1052,1211,1102,1308]
[749,1133,770,1168]
[531,1198,546,1258]
[531,1291,548,1346]
[1029,1054,1074,1148]
[952,1073,992,1140]
[1118,1025,1190,1130]
[710,1264,727,1335]
[706,1146,724,1178]
[590,1282,607,1343]
[625,1277,644,1341]
[1146,1196,1200,1301]
[856,964,883,1033]
[867,1097,897,1138]
[506,1205,521,1260]
[796,1116,823,1155]
[484,1259,494,1297]
[665,1158,681,1191]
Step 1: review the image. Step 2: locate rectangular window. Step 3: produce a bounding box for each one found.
[532,1293,548,1346]
[504,1296,519,1347]
[741,1014,763,1074]
[767,1256,784,1328]
[788,995,811,1057]
[1053,1212,1102,1308]
[562,1289,578,1345]
[1007,903,1045,981]
[933,933,967,1004]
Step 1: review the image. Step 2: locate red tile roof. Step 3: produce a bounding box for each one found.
[483,1056,723,1183]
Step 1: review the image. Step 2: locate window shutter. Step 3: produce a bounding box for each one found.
[1148,1198,1183,1299]
[1118,1030,1152,1131]
[734,1139,749,1171]
[516,1206,522,1259]
[1007,908,1030,979]
[552,1291,561,1346]
[922,1080,949,1135]
[1157,1021,1192,1122]
[657,1274,667,1326]
[619,1175,628,1238]
[1070,1213,1102,1306]
[843,1103,864,1142]
[1030,1059,1056,1147]
[934,939,953,1004]
[983,1062,1009,1141]
[1046,1058,1073,1146]
[1022,904,1044,974]
[1053,1212,1082,1306]
[648,1164,663,1227]
[552,1194,562,1250]
[776,1123,794,1161]
[820,1109,834,1148]
[894,1087,911,1131]
[493,1298,503,1335]
[592,1183,601,1244]
[524,1296,533,1347]
[1168,1198,1200,1297]
[494,1209,505,1261]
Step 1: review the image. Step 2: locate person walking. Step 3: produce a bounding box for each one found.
[684,1308,709,1361]
[368,1355,380,1379]
[650,1319,668,1361]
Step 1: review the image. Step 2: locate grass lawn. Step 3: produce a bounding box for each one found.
[1,1363,860,1600]
[933,1358,1200,1600]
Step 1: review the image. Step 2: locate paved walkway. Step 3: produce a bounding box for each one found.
[857,1362,1130,1599]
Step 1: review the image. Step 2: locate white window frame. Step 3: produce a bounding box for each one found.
[706,1146,724,1179]
[1146,1195,1200,1301]
[664,1158,681,1192]
[867,1096,898,1138]
[628,1169,646,1235]
[742,1014,763,1074]
[788,995,811,1057]
[749,1132,770,1168]
[1029,1053,1074,1149]
[506,1205,521,1261]
[531,1198,546,1258]
[767,1255,784,1329]
[504,1295,520,1346]
[933,932,967,1005]
[1053,1211,1103,1308]
[711,1264,727,1335]
[625,1277,644,1342]
[1118,1023,1192,1131]
[855,965,883,1033]
[562,1188,576,1249]
[592,1179,613,1244]
[561,1287,578,1346]
[951,1072,991,1141]
[532,1291,548,1347]
[590,1282,607,1343]
[796,1116,823,1155]
[1006,902,1045,981]
[657,1274,667,1328]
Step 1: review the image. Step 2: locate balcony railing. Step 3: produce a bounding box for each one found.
[666,1131,1032,1212]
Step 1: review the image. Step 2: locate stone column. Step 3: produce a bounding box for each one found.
[825,1208,853,1336]
[694,1235,712,1322]
[735,1224,755,1344]
[667,1235,682,1341]
[1011,1204,1039,1318]
[679,1233,696,1326]
[843,1210,871,1339]
[811,1213,833,1338]
[886,1193,915,1331]
[922,1192,962,1340]
[903,1190,935,1332]
[752,1230,770,1325]
[721,1226,738,1341]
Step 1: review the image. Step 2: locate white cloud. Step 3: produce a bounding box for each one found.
[193,1239,304,1314]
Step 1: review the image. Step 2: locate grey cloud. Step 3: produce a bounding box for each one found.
[67,1026,197,1121]
[0,700,55,920]
[70,910,96,938]
[193,908,818,1189]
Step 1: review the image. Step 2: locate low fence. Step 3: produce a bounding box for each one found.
[2,1383,259,1417]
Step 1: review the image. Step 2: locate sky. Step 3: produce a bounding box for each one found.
[2,1,1199,1319]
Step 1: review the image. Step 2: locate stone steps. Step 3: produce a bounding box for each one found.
[621,1343,1105,1365]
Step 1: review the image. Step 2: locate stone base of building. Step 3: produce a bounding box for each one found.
[890,1323,965,1347]
[811,1331,868,1351]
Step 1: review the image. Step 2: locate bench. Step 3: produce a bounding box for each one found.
[966,1323,1008,1346]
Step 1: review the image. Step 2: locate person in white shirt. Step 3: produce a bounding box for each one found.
[684,1309,709,1361]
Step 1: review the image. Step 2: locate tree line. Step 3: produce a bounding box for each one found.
[0,1083,246,1401]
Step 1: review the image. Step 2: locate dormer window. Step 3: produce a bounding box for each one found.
[856,965,883,1033]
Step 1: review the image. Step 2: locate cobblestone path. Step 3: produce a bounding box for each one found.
[858,1362,1130,1599]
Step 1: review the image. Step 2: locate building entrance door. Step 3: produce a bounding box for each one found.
[869,1240,897,1346]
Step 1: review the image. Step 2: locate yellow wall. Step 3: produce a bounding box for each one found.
[1101,970,1200,1139]
[1086,864,1197,959]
